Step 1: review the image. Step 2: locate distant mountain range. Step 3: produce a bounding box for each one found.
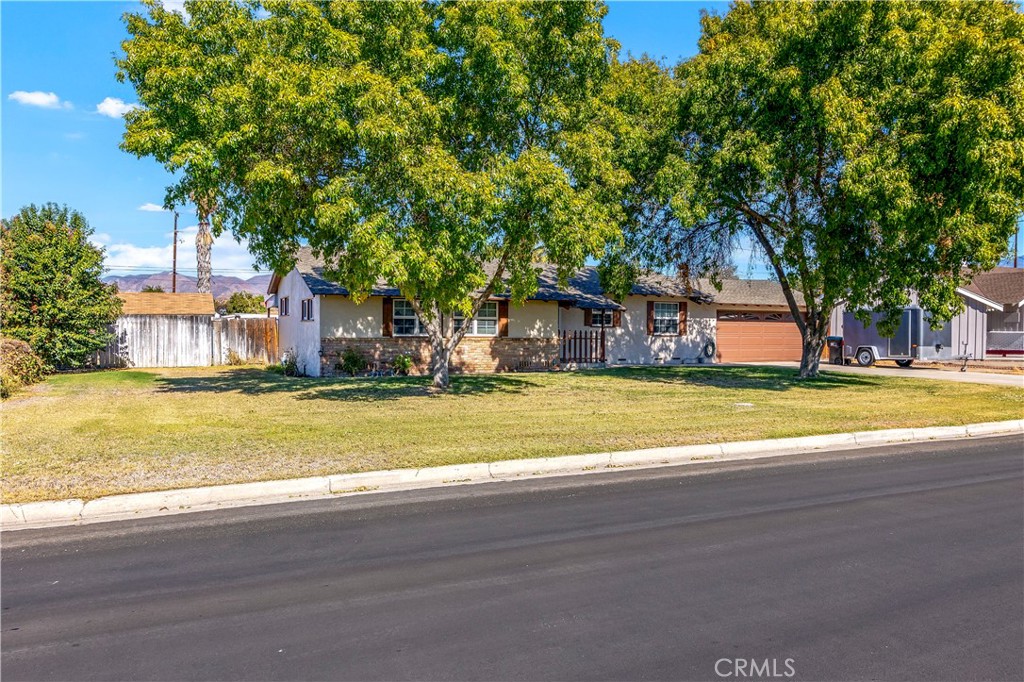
[103,272,273,300]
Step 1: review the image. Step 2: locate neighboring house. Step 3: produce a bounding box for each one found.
[102,292,217,368]
[267,247,811,376]
[829,267,1024,362]
[118,292,216,317]
[94,292,278,368]
[962,267,1024,357]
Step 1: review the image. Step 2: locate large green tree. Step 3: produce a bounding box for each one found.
[613,0,1024,377]
[119,0,624,387]
[0,204,123,368]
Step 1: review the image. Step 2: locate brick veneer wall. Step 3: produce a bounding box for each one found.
[320,336,559,376]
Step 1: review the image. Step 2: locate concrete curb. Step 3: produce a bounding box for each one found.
[3,420,1022,531]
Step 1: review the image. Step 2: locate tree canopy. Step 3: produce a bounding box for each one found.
[119,0,625,386]
[613,0,1024,376]
[0,204,123,369]
[222,291,265,314]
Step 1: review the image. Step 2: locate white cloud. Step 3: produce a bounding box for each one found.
[96,97,141,119]
[137,203,168,212]
[8,90,72,109]
[89,233,112,249]
[103,229,262,276]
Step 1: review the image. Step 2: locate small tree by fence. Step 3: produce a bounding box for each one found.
[560,329,605,364]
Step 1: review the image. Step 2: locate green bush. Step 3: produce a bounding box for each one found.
[392,353,413,376]
[223,291,265,314]
[1,337,46,399]
[1,204,122,368]
[337,347,366,377]
[281,351,299,377]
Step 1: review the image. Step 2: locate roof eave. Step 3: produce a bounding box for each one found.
[956,286,1003,311]
[267,272,282,295]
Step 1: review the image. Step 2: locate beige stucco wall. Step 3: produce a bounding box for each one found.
[507,301,559,338]
[560,295,718,365]
[275,270,321,376]
[320,295,384,339]
[319,296,557,340]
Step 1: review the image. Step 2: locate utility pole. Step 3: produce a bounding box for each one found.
[172,211,179,292]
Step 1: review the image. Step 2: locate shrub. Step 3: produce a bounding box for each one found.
[223,291,265,314]
[1,204,122,368]
[392,353,413,376]
[337,347,366,376]
[1,337,46,399]
[225,348,244,365]
[281,351,299,377]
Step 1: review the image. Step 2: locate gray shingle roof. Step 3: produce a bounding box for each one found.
[698,278,806,308]
[281,247,809,309]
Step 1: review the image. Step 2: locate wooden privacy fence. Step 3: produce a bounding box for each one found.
[92,315,278,368]
[560,329,605,364]
[212,316,279,365]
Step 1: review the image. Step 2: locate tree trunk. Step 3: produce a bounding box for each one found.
[195,216,213,294]
[797,309,832,379]
[430,336,451,389]
[798,331,827,378]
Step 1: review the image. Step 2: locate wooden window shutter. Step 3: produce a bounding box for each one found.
[646,301,655,335]
[678,302,688,335]
[498,300,509,337]
[584,309,592,327]
[382,297,393,337]
[612,310,622,327]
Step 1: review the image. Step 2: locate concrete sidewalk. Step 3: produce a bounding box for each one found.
[752,361,1024,387]
[3,419,1021,531]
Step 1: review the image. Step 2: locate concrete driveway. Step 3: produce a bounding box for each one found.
[753,361,1024,387]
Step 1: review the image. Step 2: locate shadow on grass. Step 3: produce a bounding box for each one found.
[590,364,884,391]
[154,368,541,402]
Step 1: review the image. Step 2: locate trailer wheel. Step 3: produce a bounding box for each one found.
[856,348,875,367]
[895,359,914,368]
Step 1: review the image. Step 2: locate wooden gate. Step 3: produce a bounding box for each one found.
[560,329,605,364]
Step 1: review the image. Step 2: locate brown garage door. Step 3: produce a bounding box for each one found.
[717,311,803,362]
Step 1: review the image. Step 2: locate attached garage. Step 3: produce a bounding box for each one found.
[716,310,804,362]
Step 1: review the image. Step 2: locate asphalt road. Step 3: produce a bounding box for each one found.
[3,436,1022,681]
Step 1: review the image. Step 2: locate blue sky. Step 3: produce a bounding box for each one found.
[2,2,1019,278]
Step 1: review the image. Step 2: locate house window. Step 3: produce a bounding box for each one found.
[454,301,499,336]
[280,297,289,316]
[590,310,614,327]
[301,298,314,321]
[653,302,679,334]
[393,298,425,336]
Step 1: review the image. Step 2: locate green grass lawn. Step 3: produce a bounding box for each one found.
[2,365,1021,503]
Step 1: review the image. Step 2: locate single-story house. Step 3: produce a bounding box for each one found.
[267,247,813,376]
